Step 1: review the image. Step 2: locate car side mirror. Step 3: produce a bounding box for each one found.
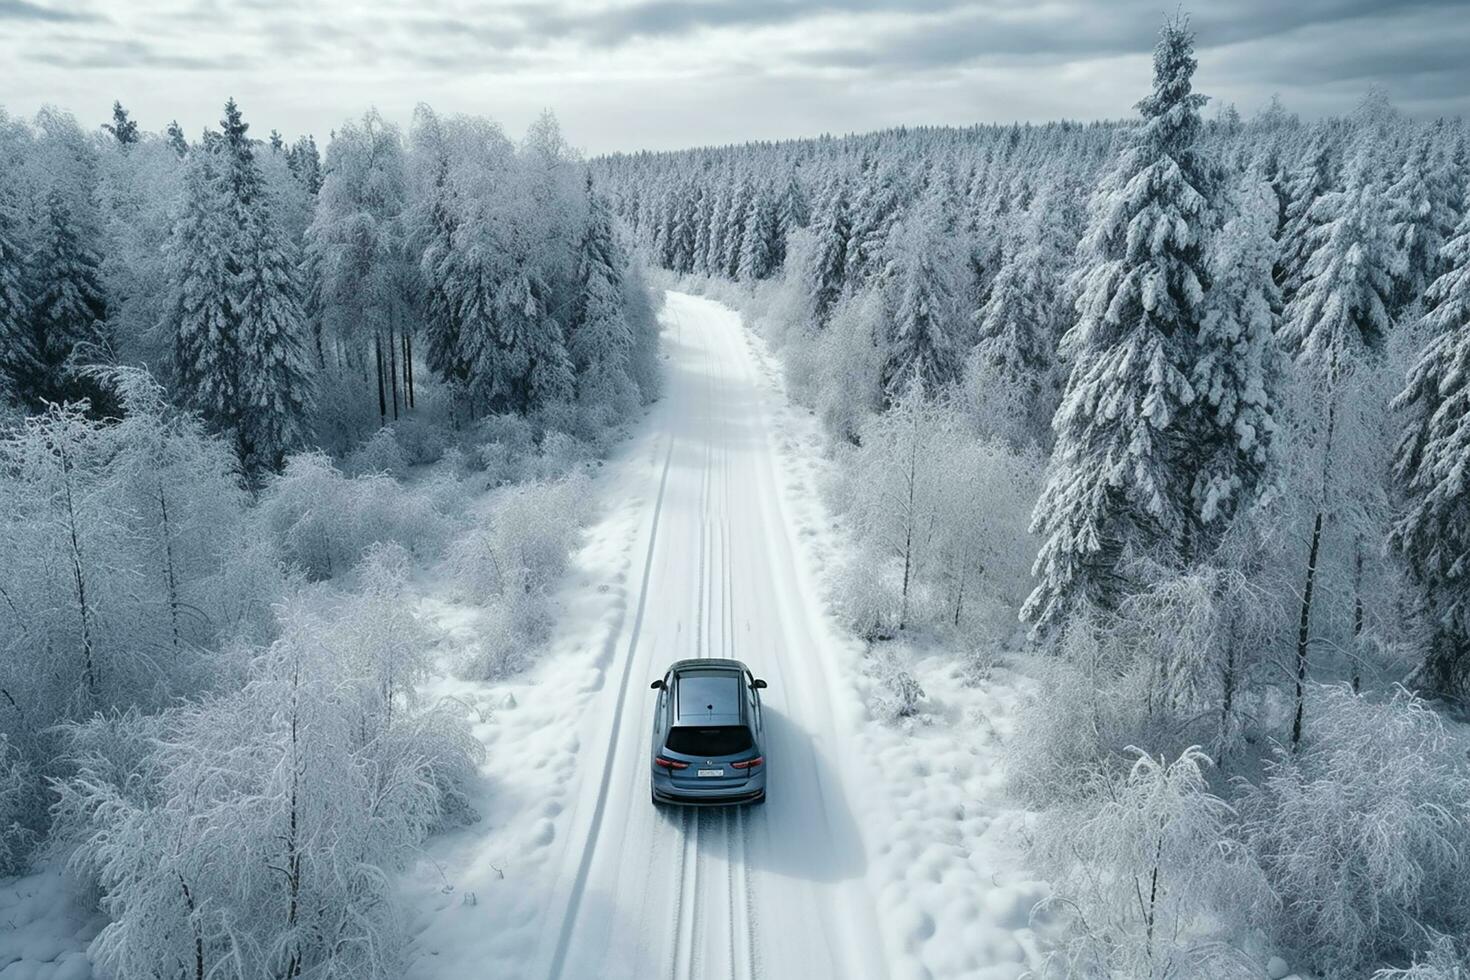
[650,679,665,690]
[752,678,768,690]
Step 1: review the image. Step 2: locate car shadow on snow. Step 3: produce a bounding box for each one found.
[653,707,869,886]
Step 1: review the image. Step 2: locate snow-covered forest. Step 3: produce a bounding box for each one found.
[592,20,1470,979]
[0,98,659,978]
[3,9,1470,980]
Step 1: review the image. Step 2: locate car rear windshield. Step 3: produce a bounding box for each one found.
[665,725,753,757]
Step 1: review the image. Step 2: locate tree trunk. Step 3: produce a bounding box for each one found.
[375,333,387,427]
[157,477,183,663]
[388,328,400,421]
[403,331,415,409]
[1292,509,1323,751]
[1292,373,1339,751]
[56,440,97,707]
[1351,542,1364,694]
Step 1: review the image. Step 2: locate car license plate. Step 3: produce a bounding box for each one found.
[697,768,724,777]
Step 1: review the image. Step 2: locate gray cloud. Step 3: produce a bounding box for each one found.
[0,0,1464,153]
[0,0,94,21]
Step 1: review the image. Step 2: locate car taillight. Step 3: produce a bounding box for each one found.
[654,757,689,770]
[731,756,763,769]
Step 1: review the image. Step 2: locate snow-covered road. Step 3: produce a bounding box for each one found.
[403,291,1049,980]
[535,291,886,979]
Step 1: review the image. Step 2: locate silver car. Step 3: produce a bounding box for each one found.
[650,659,768,806]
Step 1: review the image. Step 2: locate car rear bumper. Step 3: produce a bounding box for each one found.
[653,786,766,806]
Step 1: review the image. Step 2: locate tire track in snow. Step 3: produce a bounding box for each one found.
[546,429,678,980]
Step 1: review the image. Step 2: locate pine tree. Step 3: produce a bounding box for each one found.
[737,187,778,282]
[102,101,139,146]
[691,183,713,276]
[0,186,36,402]
[719,177,750,279]
[879,182,961,398]
[412,110,466,385]
[233,209,311,472]
[167,147,237,429]
[1389,180,1470,698]
[1024,18,1214,630]
[1191,177,1280,528]
[495,269,574,413]
[165,120,189,158]
[972,180,1077,443]
[286,135,323,195]
[569,182,637,417]
[167,101,311,473]
[806,177,850,326]
[1277,132,1338,299]
[31,190,109,403]
[1385,130,1456,314]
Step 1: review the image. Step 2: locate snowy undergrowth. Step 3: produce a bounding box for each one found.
[730,297,1060,979]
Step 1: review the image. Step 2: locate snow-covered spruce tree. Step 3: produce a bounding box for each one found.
[691,183,713,276]
[569,180,638,425]
[409,106,467,389]
[0,184,35,403]
[459,263,575,416]
[846,156,906,287]
[1278,142,1393,746]
[30,188,109,404]
[1190,176,1280,530]
[1386,130,1457,315]
[232,200,312,473]
[1390,184,1470,698]
[737,185,779,282]
[165,120,188,157]
[1023,18,1214,630]
[971,179,1078,447]
[878,181,963,399]
[101,101,139,146]
[719,177,751,279]
[220,100,312,473]
[776,168,809,244]
[286,133,323,195]
[166,144,238,433]
[806,176,851,326]
[1276,130,1339,300]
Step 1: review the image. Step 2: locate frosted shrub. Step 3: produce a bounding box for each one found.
[867,647,926,723]
[830,549,900,641]
[1371,938,1470,980]
[1114,558,1280,759]
[812,290,884,445]
[0,737,39,875]
[56,594,482,980]
[346,425,410,477]
[259,452,455,579]
[1007,609,1190,808]
[389,415,451,466]
[1031,747,1273,980]
[446,473,594,678]
[0,380,283,856]
[1241,686,1470,978]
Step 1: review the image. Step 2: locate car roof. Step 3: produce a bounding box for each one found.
[671,665,747,727]
[667,658,750,675]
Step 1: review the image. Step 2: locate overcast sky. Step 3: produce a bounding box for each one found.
[1,0,1466,154]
